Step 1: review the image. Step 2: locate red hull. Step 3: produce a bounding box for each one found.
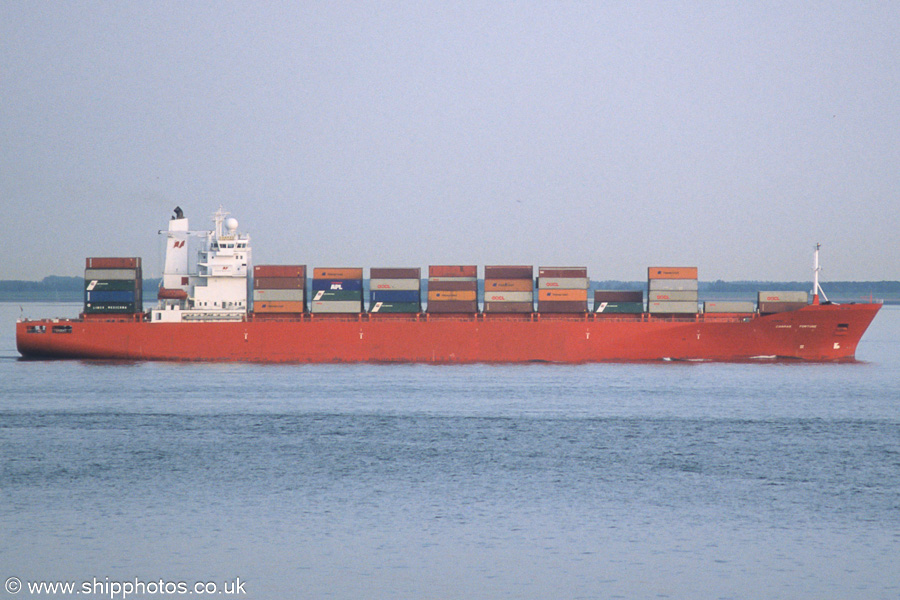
[16,303,880,362]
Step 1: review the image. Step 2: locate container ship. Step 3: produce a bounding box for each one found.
[16,207,881,363]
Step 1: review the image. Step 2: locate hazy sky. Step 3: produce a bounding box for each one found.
[2,2,898,282]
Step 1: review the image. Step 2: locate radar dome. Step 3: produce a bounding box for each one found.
[224,217,238,231]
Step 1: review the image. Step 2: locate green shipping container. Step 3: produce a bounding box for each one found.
[84,279,139,291]
[595,301,644,314]
[369,301,421,313]
[311,290,363,302]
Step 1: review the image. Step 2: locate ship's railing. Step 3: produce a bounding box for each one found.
[247,312,757,324]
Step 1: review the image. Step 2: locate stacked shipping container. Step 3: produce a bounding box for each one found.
[311,268,364,313]
[537,267,589,313]
[369,268,421,313]
[704,301,756,314]
[757,291,809,314]
[427,266,478,313]
[84,257,142,314]
[648,267,698,314]
[253,265,306,314]
[483,265,534,313]
[594,290,644,314]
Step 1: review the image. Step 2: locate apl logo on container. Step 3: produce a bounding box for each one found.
[330,282,344,290]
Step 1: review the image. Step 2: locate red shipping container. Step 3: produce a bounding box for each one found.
[594,290,644,303]
[484,265,533,279]
[370,267,421,279]
[758,301,807,314]
[484,279,534,291]
[254,277,305,290]
[537,301,587,313]
[426,300,478,313]
[427,280,478,291]
[484,302,534,313]
[85,257,142,269]
[538,267,587,278]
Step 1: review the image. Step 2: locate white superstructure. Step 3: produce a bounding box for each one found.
[152,207,251,323]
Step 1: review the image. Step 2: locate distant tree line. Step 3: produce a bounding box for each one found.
[0,276,161,301]
[593,280,900,293]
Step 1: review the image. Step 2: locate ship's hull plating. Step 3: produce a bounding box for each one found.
[16,303,881,363]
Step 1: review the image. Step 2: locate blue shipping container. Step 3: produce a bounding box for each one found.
[311,278,363,292]
[86,290,136,303]
[369,290,421,303]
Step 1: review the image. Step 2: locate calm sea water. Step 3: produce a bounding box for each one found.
[1,303,898,600]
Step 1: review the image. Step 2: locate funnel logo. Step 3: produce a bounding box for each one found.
[173,240,186,248]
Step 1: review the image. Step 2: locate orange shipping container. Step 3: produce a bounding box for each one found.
[313,267,363,280]
[484,279,534,292]
[255,265,306,278]
[538,289,588,301]
[647,267,698,280]
[428,290,477,302]
[429,265,477,278]
[253,301,306,313]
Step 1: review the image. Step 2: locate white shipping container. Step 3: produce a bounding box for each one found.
[648,301,698,314]
[648,290,698,302]
[253,289,304,302]
[310,301,363,313]
[704,301,756,313]
[369,278,421,291]
[537,277,589,289]
[757,291,809,303]
[84,268,140,281]
[648,279,699,292]
[482,291,534,302]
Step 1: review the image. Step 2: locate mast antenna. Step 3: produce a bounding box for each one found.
[812,243,829,304]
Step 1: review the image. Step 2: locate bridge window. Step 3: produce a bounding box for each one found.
[26,325,46,334]
[52,325,73,334]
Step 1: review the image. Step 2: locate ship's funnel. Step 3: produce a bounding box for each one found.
[163,213,190,292]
